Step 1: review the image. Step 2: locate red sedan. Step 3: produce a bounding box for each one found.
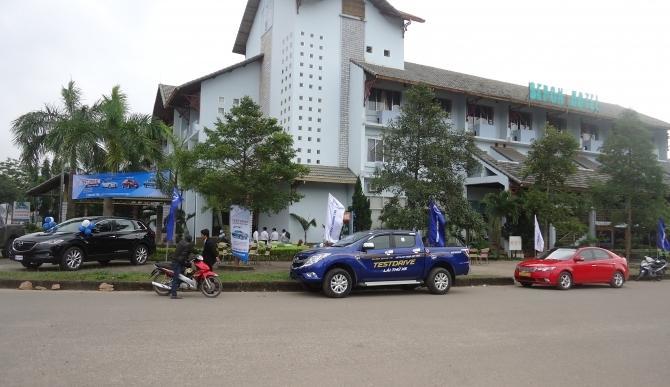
[514,247,629,290]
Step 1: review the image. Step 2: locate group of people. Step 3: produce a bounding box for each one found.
[169,228,219,299]
[252,226,291,245]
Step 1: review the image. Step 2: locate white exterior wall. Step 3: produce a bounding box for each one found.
[199,61,261,130]
[348,63,366,176]
[245,0,273,58]
[363,0,405,69]
[287,182,351,244]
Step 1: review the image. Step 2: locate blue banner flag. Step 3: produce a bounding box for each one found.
[657,218,670,251]
[428,200,446,247]
[166,188,182,243]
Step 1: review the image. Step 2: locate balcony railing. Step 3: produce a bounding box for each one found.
[468,118,496,138]
[366,107,401,125]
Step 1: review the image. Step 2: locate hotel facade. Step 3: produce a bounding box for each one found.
[152,0,670,243]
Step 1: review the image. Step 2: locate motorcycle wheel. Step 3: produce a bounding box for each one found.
[200,276,222,298]
[151,272,172,296]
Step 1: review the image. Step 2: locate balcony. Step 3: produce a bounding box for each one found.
[468,118,497,138]
[582,138,603,152]
[366,107,401,126]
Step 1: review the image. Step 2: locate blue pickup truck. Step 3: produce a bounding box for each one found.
[290,230,470,298]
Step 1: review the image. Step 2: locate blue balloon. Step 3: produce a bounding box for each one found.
[79,225,86,233]
[45,216,54,223]
[84,228,92,236]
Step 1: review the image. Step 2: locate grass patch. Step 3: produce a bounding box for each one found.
[0,270,291,283]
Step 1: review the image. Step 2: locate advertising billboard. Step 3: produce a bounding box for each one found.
[72,171,168,200]
[12,201,31,222]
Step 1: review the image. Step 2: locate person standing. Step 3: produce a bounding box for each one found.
[270,227,279,242]
[170,235,194,299]
[200,228,219,270]
[252,229,259,244]
[260,227,269,245]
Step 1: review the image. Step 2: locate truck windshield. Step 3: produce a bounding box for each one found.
[332,231,374,247]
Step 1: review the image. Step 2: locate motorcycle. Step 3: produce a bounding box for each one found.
[637,256,667,281]
[150,255,222,297]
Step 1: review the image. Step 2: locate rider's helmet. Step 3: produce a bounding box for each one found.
[195,255,204,261]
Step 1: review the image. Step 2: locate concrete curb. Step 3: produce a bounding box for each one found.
[0,276,516,291]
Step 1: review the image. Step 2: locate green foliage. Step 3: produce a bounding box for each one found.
[482,190,521,248]
[0,158,31,203]
[372,84,481,233]
[179,97,308,214]
[523,125,579,188]
[351,177,371,232]
[594,109,668,256]
[290,213,317,242]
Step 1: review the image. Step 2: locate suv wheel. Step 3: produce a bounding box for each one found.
[131,244,149,265]
[426,267,452,295]
[3,238,16,259]
[322,268,352,298]
[60,246,85,271]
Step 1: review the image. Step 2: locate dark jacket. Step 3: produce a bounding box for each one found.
[202,238,218,267]
[173,239,194,264]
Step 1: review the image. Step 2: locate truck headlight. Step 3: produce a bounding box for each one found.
[302,253,331,267]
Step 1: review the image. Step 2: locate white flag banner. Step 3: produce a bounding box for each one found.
[534,214,545,252]
[230,205,253,263]
[324,194,345,244]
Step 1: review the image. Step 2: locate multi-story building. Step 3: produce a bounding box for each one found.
[152,0,670,243]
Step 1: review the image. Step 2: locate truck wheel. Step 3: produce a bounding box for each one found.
[426,267,452,295]
[322,268,352,298]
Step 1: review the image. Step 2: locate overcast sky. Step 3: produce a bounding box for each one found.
[1,0,669,162]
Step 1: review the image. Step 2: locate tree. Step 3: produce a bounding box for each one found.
[594,109,667,258]
[290,213,317,243]
[350,177,371,232]
[372,84,481,232]
[40,159,51,182]
[482,190,520,250]
[179,96,308,215]
[522,125,582,248]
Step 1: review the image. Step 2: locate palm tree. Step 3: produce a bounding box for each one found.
[482,190,520,250]
[290,213,317,243]
[11,81,104,219]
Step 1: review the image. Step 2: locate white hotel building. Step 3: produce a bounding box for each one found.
[152,0,670,243]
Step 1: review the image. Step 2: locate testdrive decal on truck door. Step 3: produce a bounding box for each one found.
[371,255,421,273]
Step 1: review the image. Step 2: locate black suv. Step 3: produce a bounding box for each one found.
[10,217,156,271]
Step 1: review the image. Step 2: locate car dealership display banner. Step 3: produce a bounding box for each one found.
[12,202,30,222]
[230,205,252,263]
[323,193,345,244]
[71,171,168,199]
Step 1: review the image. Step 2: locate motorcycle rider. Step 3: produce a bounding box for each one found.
[170,235,194,299]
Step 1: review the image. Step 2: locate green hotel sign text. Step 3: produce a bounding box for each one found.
[528,82,599,113]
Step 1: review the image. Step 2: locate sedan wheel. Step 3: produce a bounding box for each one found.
[610,271,625,288]
[557,271,572,290]
[131,244,149,265]
[60,247,84,271]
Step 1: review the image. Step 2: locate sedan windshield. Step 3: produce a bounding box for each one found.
[332,231,374,247]
[539,248,576,260]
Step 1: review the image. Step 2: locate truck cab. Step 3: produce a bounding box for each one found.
[290,230,470,298]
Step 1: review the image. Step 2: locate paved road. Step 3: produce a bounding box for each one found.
[1,282,669,387]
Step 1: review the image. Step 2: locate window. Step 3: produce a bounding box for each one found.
[115,219,134,232]
[95,220,113,233]
[591,249,611,260]
[581,122,599,141]
[233,98,240,106]
[367,234,391,250]
[547,115,566,131]
[384,49,390,57]
[367,138,383,162]
[367,88,401,111]
[217,108,225,117]
[218,97,225,105]
[509,110,532,131]
[466,104,494,125]
[436,98,452,113]
[366,46,373,53]
[393,234,415,248]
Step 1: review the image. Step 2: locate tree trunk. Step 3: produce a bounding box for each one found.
[155,205,163,244]
[625,197,632,259]
[102,198,114,216]
[65,172,75,220]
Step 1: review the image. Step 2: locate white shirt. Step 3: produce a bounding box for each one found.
[260,230,269,241]
[252,230,259,242]
[270,230,279,241]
